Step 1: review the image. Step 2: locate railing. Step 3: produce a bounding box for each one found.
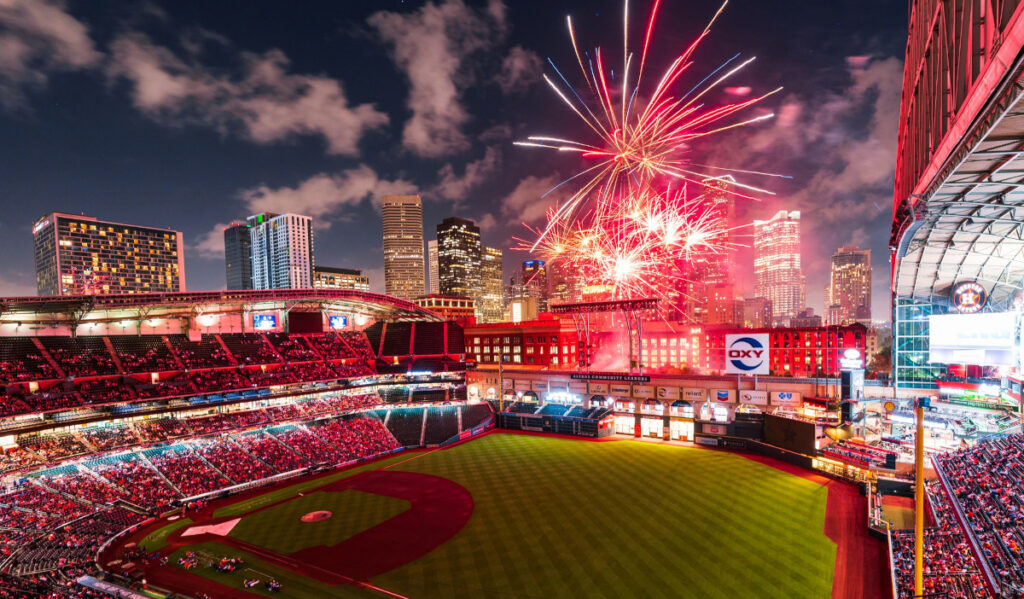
[931,458,1001,597]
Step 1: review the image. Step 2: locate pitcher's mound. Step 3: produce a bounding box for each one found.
[301,510,333,523]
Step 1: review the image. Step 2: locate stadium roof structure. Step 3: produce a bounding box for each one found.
[892,5,1024,309]
[0,289,442,324]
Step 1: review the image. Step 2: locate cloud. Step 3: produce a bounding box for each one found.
[433,146,500,202]
[192,221,232,259]
[239,165,416,226]
[368,0,507,157]
[0,0,101,108]
[496,45,541,94]
[499,174,567,227]
[106,32,388,155]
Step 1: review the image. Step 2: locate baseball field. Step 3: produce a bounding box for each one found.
[128,432,861,598]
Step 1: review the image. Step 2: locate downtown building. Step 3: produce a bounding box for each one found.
[826,246,871,325]
[382,195,426,300]
[224,221,253,290]
[479,245,505,323]
[436,217,482,299]
[753,210,805,324]
[313,266,369,291]
[521,260,549,313]
[248,213,314,290]
[33,212,185,296]
[427,239,439,295]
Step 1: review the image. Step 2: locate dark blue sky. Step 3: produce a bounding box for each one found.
[0,0,906,317]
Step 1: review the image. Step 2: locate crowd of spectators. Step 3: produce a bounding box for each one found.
[148,447,230,497]
[195,438,276,483]
[273,427,348,464]
[45,342,118,379]
[935,434,1024,595]
[0,332,384,419]
[235,432,307,472]
[89,455,180,508]
[76,378,135,405]
[82,426,139,451]
[892,480,992,598]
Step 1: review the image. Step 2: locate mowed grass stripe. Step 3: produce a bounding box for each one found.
[375,434,836,599]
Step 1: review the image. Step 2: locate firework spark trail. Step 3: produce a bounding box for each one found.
[515,0,780,315]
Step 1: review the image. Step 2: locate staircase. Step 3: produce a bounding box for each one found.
[213,335,239,365]
[101,337,126,374]
[30,339,65,379]
[161,336,187,369]
[138,450,184,496]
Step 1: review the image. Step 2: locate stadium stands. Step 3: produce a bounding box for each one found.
[0,332,390,419]
[385,407,425,446]
[423,406,459,445]
[891,480,991,599]
[933,434,1024,596]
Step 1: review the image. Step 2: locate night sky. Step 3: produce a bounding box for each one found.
[0,0,906,318]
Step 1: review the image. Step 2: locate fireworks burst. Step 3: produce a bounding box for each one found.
[516,0,780,312]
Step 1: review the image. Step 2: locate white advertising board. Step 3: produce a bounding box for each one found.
[724,333,770,375]
[928,312,1017,367]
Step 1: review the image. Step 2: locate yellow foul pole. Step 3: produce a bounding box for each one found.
[914,398,925,597]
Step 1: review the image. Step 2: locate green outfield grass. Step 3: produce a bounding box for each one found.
[173,434,836,599]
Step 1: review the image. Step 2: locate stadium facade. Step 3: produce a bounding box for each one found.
[891,0,1024,389]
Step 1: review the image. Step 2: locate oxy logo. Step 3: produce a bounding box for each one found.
[727,336,766,372]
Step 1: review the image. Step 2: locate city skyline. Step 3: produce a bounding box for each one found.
[0,1,905,318]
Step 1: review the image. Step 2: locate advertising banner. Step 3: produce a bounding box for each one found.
[532,381,549,392]
[548,380,568,391]
[683,388,707,402]
[610,384,631,396]
[712,389,737,403]
[656,386,680,400]
[514,380,531,391]
[739,390,768,405]
[771,391,802,407]
[502,379,513,389]
[632,385,654,398]
[568,381,588,393]
[589,382,609,394]
[724,333,770,375]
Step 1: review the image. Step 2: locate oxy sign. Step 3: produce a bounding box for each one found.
[725,334,770,375]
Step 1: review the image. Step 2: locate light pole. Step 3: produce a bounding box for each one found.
[913,395,928,598]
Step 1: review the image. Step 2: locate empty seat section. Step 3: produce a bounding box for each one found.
[423,406,459,445]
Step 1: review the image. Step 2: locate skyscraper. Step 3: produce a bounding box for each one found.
[680,176,736,322]
[427,239,439,295]
[224,221,253,290]
[33,212,185,296]
[436,217,481,299]
[753,210,804,322]
[248,212,314,290]
[700,176,736,286]
[382,194,426,300]
[827,246,872,324]
[313,266,369,291]
[522,260,549,312]
[479,246,504,322]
